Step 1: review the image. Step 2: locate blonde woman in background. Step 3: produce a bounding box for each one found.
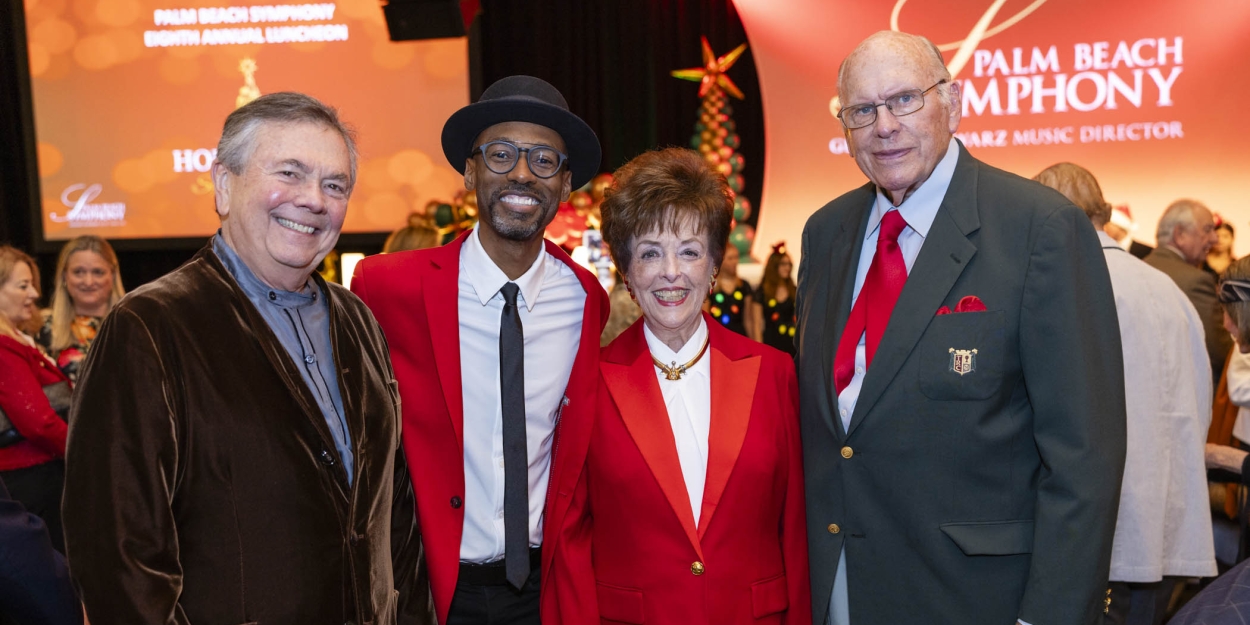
[39,236,125,381]
[0,246,70,552]
[383,213,440,253]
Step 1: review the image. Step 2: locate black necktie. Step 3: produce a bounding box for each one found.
[499,282,529,590]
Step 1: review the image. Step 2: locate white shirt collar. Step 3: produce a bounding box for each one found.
[643,316,709,368]
[461,227,549,312]
[866,137,960,240]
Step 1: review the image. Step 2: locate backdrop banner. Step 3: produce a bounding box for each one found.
[25,0,468,241]
[733,0,1250,261]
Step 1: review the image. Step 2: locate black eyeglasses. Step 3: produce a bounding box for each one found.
[1219,278,1250,304]
[470,140,568,179]
[837,79,948,130]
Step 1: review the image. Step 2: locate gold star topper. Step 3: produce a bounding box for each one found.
[671,36,748,100]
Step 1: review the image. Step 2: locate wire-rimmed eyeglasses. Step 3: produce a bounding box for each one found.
[837,79,948,130]
[470,140,568,179]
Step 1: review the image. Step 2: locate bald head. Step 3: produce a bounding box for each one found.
[838,31,950,100]
[836,30,961,206]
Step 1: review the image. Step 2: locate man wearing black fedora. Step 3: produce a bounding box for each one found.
[351,75,608,625]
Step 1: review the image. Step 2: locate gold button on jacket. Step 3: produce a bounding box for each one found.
[840,446,853,459]
[828,523,841,534]
[691,561,705,576]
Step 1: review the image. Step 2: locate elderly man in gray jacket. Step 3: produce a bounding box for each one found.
[1144,199,1230,386]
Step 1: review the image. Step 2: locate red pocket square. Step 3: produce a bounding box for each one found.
[936,295,987,316]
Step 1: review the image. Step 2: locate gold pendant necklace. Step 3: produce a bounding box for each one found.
[652,333,711,381]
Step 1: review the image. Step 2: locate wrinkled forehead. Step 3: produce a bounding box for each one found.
[251,121,352,166]
[841,36,942,100]
[1195,208,1216,228]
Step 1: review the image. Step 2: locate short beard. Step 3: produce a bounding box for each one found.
[482,187,556,242]
[489,209,546,241]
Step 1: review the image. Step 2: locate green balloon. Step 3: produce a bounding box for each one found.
[733,195,752,221]
[727,174,744,195]
[724,134,741,149]
[434,203,454,227]
[729,224,755,259]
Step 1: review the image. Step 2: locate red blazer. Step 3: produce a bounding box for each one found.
[552,316,811,625]
[351,232,608,625]
[0,334,69,472]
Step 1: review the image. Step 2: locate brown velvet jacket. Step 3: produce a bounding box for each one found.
[63,246,428,625]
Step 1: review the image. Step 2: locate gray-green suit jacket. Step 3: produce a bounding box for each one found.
[796,143,1126,625]
[1142,246,1231,387]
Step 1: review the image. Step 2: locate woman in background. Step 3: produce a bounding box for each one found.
[754,243,797,356]
[707,244,760,341]
[40,236,125,382]
[383,213,440,253]
[0,246,70,553]
[1206,220,1236,277]
[20,257,45,342]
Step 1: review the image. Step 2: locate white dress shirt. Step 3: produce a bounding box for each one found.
[829,138,959,625]
[1097,231,1216,582]
[643,318,711,525]
[458,228,586,563]
[835,138,958,432]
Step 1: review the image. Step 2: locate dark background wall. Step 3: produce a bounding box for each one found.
[0,0,762,298]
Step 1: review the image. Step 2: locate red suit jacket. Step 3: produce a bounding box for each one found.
[351,232,609,625]
[553,316,811,625]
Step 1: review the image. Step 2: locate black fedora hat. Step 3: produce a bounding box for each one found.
[441,75,601,189]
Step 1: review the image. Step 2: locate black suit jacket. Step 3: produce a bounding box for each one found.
[0,477,81,625]
[1128,239,1153,260]
[795,143,1126,625]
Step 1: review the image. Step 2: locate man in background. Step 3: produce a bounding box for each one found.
[1105,204,1153,259]
[1144,199,1231,385]
[0,476,80,625]
[1036,162,1216,625]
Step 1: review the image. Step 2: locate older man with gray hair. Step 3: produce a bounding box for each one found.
[796,30,1125,625]
[1144,199,1229,384]
[63,92,428,625]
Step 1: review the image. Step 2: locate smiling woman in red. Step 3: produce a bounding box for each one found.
[0,246,70,553]
[551,148,810,625]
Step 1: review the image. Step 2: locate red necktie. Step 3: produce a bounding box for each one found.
[834,210,909,395]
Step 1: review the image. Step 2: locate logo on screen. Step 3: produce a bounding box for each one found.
[49,184,127,228]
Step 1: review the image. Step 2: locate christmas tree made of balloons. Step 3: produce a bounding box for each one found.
[672,36,755,261]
